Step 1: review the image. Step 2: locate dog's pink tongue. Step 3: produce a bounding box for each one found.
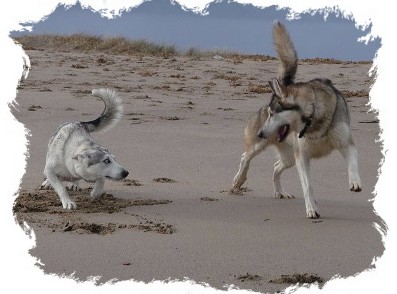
[278,125,289,142]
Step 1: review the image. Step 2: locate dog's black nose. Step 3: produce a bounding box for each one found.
[121,170,129,178]
[258,131,265,139]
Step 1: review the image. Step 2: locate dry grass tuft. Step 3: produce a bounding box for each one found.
[301,57,371,65]
[248,82,272,94]
[341,89,369,98]
[15,34,178,56]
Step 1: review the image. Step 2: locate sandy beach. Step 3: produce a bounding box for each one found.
[12,46,384,293]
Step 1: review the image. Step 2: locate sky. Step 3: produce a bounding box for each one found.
[11,0,381,61]
[1,1,396,294]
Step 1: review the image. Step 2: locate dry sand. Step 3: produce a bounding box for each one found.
[13,48,384,293]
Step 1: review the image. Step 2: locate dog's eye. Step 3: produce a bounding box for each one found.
[274,103,284,113]
[103,158,111,164]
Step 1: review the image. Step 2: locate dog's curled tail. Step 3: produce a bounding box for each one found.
[273,20,298,86]
[82,88,123,133]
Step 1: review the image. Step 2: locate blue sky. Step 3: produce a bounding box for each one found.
[13,0,380,61]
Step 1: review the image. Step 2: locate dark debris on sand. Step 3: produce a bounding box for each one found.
[13,189,174,235]
[13,190,171,214]
[269,273,324,284]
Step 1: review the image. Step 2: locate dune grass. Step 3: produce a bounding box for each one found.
[15,34,178,56]
[14,33,370,64]
[14,33,275,61]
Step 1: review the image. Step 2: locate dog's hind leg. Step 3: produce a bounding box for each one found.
[45,170,76,209]
[91,178,105,199]
[273,144,295,199]
[232,140,267,190]
[340,144,362,192]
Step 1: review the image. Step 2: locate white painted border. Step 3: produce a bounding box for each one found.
[2,1,393,293]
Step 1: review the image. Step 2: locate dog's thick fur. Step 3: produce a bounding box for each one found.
[40,88,129,209]
[232,21,361,218]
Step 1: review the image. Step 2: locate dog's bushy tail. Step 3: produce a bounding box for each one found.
[81,88,123,133]
[273,20,298,86]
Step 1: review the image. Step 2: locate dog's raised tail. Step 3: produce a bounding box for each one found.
[82,88,123,133]
[273,20,298,86]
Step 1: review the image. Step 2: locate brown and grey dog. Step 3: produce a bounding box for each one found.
[233,21,361,218]
[40,89,129,209]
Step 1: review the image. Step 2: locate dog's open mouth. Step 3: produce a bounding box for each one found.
[278,124,290,142]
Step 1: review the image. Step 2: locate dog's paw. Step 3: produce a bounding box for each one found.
[349,173,362,192]
[232,176,246,190]
[349,181,362,192]
[39,179,52,190]
[66,182,82,192]
[230,187,243,195]
[39,184,52,190]
[307,210,320,219]
[90,191,105,199]
[306,200,320,218]
[274,191,295,199]
[62,200,77,210]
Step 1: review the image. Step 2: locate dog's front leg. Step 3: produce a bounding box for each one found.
[273,144,295,199]
[273,159,295,199]
[91,178,105,199]
[232,151,252,190]
[45,170,76,209]
[233,141,266,190]
[294,144,319,218]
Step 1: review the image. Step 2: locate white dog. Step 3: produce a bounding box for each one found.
[40,88,129,209]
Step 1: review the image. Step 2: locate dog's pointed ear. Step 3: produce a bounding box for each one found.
[72,154,84,162]
[72,153,91,162]
[268,79,286,99]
